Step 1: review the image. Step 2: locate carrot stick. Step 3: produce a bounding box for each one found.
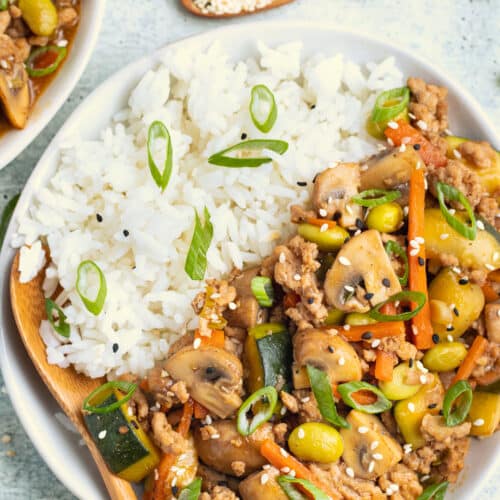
[195,328,225,349]
[374,350,394,381]
[323,321,405,341]
[305,217,337,229]
[177,399,194,437]
[384,120,447,167]
[482,284,499,303]
[408,166,434,349]
[193,401,208,420]
[452,336,488,384]
[260,440,338,499]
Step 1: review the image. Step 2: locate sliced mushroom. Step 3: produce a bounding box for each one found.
[194,420,272,477]
[485,301,500,343]
[239,467,288,500]
[224,267,267,329]
[324,230,402,313]
[0,61,29,129]
[312,163,363,229]
[340,410,402,480]
[292,328,362,389]
[164,345,243,419]
[360,148,420,191]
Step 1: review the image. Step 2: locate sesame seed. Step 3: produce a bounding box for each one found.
[408,402,416,413]
[280,406,287,415]
[298,428,305,439]
[297,181,307,187]
[123,229,129,237]
[473,418,485,426]
[371,441,379,450]
[449,208,456,215]
[420,374,427,384]
[193,338,201,349]
[409,239,419,249]
[432,334,440,344]
[415,236,425,244]
[399,144,407,153]
[358,426,369,434]
[371,339,381,348]
[486,264,495,271]
[338,356,346,366]
[346,467,355,478]
[497,310,500,318]
[418,256,425,266]
[458,277,469,285]
[361,164,369,172]
[281,466,291,473]
[391,484,399,492]
[387,138,395,146]
[211,433,220,439]
[440,233,450,240]
[382,278,391,288]
[98,430,107,439]
[453,149,462,159]
[339,256,351,266]
[112,343,119,353]
[416,120,428,130]
[408,112,416,119]
[416,160,422,169]
[320,223,329,232]
[412,325,419,336]
[301,397,310,403]
[263,464,271,470]
[344,285,355,293]
[410,248,419,256]
[279,252,286,264]
[476,220,485,230]
[373,453,383,460]
[364,292,374,300]
[343,324,351,331]
[447,334,454,342]
[289,470,296,477]
[261,473,269,485]
[96,213,103,222]
[328,345,335,353]
[294,273,301,281]
[319,208,327,217]
[403,443,412,454]
[404,206,409,216]
[171,476,177,487]
[362,331,373,340]
[402,136,411,144]
[368,461,375,473]
[387,121,399,129]
[228,302,237,310]
[280,448,289,457]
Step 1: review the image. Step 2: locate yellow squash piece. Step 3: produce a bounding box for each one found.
[19,0,58,36]
[468,391,500,437]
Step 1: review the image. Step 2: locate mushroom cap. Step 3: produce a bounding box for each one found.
[324,229,402,313]
[0,62,30,129]
[292,328,362,387]
[164,345,243,419]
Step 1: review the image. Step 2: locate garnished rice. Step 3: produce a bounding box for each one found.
[12,41,403,378]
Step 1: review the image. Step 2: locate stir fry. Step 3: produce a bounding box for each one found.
[76,76,500,499]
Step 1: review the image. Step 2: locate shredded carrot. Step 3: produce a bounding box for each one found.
[384,120,447,167]
[407,165,434,350]
[194,328,225,349]
[482,284,499,303]
[305,217,337,229]
[452,336,488,384]
[374,350,394,381]
[327,321,405,341]
[139,378,150,392]
[283,291,300,309]
[193,400,209,419]
[260,440,338,499]
[152,400,194,500]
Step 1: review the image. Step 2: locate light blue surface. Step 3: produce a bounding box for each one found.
[0,0,498,498]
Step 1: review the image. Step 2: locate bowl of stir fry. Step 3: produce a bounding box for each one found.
[0,0,105,169]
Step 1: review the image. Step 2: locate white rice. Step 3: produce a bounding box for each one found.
[12,41,403,378]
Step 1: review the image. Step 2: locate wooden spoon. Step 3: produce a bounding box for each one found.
[181,0,295,18]
[10,252,136,500]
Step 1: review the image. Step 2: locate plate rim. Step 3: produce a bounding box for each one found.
[1,20,499,499]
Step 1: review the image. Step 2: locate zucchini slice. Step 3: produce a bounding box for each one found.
[84,388,160,482]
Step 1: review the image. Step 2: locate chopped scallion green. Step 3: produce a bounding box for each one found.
[184,207,213,281]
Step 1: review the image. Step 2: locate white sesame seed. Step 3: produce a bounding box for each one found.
[298,428,305,439]
[320,223,329,232]
[98,430,107,439]
[402,136,411,144]
[154,468,159,480]
[261,473,269,485]
[416,161,422,170]
[371,339,381,348]
[387,121,399,129]
[294,273,301,281]
[319,208,327,217]
[338,356,346,366]
[211,433,220,439]
[281,466,291,473]
[327,196,333,204]
[346,204,353,215]
[486,264,495,271]
[391,484,399,492]
[228,302,237,310]
[449,208,456,215]
[205,415,213,425]
[415,236,425,244]
[387,138,395,146]
[399,144,407,153]
[279,252,286,264]
[280,448,289,457]
[476,220,485,230]
[447,335,454,342]
[301,397,310,403]
[193,338,201,349]
[358,426,369,434]
[344,285,355,293]
[289,470,296,477]
[494,252,500,261]
[440,233,450,240]
[452,266,461,274]
[473,418,485,426]
[371,441,379,450]
[171,476,177,487]
[210,313,219,321]
[497,310,500,318]
[354,229,362,236]
[424,177,428,190]
[412,325,419,336]
[346,467,355,478]
[373,453,383,460]
[408,112,416,120]
[361,164,369,172]
[409,239,419,249]
[263,464,271,470]
[280,406,287,416]
[453,149,462,159]
[403,443,413,454]
[368,461,375,473]
[420,374,427,384]
[403,206,409,216]
[421,475,430,481]
[343,324,351,331]
[339,256,351,266]
[408,402,416,413]
[410,248,420,257]
[416,120,428,131]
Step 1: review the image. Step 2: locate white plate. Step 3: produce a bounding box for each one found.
[0,1,106,170]
[1,21,499,500]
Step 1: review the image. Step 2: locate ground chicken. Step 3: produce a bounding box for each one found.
[151,412,187,456]
[293,389,322,423]
[421,415,471,446]
[378,463,423,499]
[477,196,500,230]
[272,422,288,446]
[0,11,11,35]
[402,445,438,475]
[230,461,246,477]
[57,7,78,28]
[280,391,299,413]
[197,464,239,494]
[457,140,496,169]
[485,303,500,343]
[471,339,500,384]
[379,334,419,361]
[290,204,315,223]
[170,380,189,404]
[200,486,239,500]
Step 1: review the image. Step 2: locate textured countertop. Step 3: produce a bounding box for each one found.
[0,0,499,498]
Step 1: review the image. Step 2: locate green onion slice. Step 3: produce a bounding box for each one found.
[237,386,278,436]
[178,477,202,500]
[185,207,213,281]
[251,276,274,307]
[82,381,137,415]
[385,240,409,286]
[0,193,19,248]
[26,45,67,78]
[208,139,288,168]
[250,84,278,133]
[436,182,476,240]
[45,298,70,338]
[76,260,107,316]
[277,475,331,500]
[352,189,401,207]
[306,365,349,429]
[337,381,392,414]
[371,87,410,123]
[369,290,426,322]
[442,380,473,427]
[417,482,449,500]
[147,121,173,192]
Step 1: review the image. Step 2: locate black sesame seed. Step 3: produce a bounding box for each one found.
[361,331,373,340]
[310,104,316,109]
[96,213,103,222]
[428,403,438,409]
[458,278,469,285]
[241,133,247,140]
[432,334,440,344]
[171,486,179,496]
[382,278,391,288]
[112,343,119,353]
[364,292,374,300]
[297,181,307,187]
[327,345,335,353]
[453,307,459,317]
[409,359,414,368]
[3,194,7,200]
[333,211,342,221]
[344,237,351,244]
[355,218,365,230]
[418,257,425,266]
[123,229,129,237]
[446,325,455,331]
[413,144,421,151]
[312,173,319,184]
[307,297,314,304]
